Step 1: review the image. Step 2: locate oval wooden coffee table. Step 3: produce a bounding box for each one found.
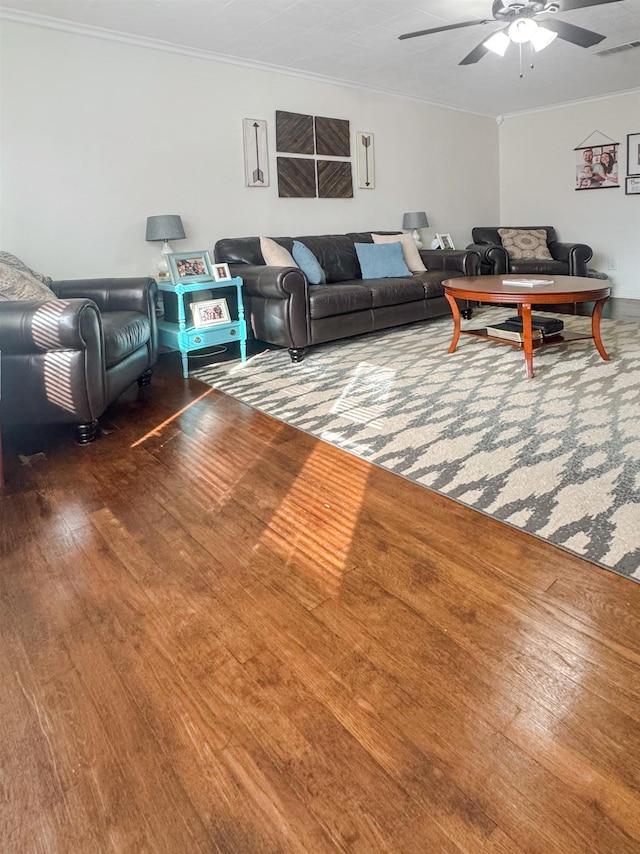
[444,275,611,379]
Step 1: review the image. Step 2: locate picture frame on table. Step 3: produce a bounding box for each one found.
[436,233,455,250]
[627,133,640,176]
[168,251,213,284]
[213,262,232,282]
[626,176,640,195]
[191,298,231,328]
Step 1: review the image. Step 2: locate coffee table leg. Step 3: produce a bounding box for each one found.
[445,292,461,353]
[592,298,610,361]
[521,303,535,379]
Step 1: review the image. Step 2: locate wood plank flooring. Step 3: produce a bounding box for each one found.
[2,301,640,853]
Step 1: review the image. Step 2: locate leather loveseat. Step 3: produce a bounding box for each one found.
[0,273,158,443]
[214,231,479,361]
[467,226,592,277]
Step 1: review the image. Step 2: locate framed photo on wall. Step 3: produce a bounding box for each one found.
[191,298,230,328]
[575,144,619,189]
[168,251,213,284]
[627,133,640,176]
[626,176,640,195]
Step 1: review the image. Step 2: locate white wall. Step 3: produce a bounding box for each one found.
[499,92,640,298]
[0,21,499,280]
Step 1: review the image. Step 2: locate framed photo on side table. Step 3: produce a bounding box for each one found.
[626,176,640,195]
[213,262,232,281]
[436,233,455,250]
[191,298,231,328]
[168,251,213,283]
[627,133,640,176]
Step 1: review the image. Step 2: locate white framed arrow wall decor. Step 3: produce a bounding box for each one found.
[243,118,269,187]
[356,132,375,190]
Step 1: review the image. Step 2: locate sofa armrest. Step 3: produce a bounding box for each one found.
[227,264,308,300]
[227,264,310,350]
[52,277,158,315]
[465,242,507,275]
[420,249,479,276]
[0,298,102,353]
[549,241,592,276]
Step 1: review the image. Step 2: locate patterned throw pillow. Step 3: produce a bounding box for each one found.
[259,236,297,268]
[372,233,427,273]
[497,228,553,260]
[0,251,53,286]
[0,260,57,301]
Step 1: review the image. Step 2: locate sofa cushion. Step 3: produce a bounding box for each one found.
[367,277,426,307]
[372,233,427,273]
[260,236,297,267]
[498,228,553,260]
[354,242,411,279]
[101,311,151,368]
[509,259,567,275]
[308,282,372,319]
[297,235,361,283]
[0,260,57,301]
[292,240,326,284]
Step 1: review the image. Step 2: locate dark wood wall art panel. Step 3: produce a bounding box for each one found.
[277,157,317,197]
[317,160,353,198]
[276,110,315,154]
[315,116,350,157]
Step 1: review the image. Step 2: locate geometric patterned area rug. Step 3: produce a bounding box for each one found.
[193,307,640,583]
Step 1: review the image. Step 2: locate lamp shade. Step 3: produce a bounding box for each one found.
[145,215,186,242]
[402,211,429,230]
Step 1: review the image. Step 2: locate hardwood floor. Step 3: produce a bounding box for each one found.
[2,301,640,852]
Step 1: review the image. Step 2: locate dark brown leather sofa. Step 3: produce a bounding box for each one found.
[0,277,158,443]
[214,231,479,361]
[467,226,592,277]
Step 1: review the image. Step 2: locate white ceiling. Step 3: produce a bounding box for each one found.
[2,0,640,116]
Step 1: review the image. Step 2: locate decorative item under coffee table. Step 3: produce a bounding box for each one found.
[443,275,611,379]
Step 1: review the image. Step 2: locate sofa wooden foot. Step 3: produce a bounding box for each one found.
[289,348,307,363]
[75,420,99,444]
[462,308,473,320]
[137,368,153,388]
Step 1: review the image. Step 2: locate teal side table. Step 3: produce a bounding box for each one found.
[157,277,247,377]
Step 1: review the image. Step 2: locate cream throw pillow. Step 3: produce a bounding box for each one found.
[497,228,553,261]
[259,236,297,268]
[372,233,426,273]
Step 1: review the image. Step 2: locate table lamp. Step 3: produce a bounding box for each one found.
[145,215,186,278]
[402,211,429,249]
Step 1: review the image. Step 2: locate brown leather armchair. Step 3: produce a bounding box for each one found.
[467,226,592,277]
[0,276,158,443]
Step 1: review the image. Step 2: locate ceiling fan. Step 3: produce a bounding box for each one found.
[398,0,622,66]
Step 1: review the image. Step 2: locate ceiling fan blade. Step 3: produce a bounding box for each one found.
[459,41,491,65]
[543,18,606,47]
[557,0,622,10]
[398,20,489,40]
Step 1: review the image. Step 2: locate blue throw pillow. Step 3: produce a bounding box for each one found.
[292,240,326,284]
[354,241,412,279]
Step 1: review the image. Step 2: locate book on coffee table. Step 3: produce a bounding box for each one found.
[485,322,543,343]
[502,278,554,286]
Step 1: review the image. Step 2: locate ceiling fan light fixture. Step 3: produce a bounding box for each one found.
[529,24,558,51]
[508,17,538,43]
[484,30,511,55]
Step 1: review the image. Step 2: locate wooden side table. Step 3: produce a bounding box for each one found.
[157,277,247,378]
